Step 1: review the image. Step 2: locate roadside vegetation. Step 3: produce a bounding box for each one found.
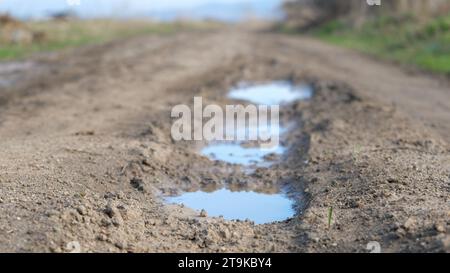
[0,17,216,60]
[311,14,450,74]
[279,0,450,75]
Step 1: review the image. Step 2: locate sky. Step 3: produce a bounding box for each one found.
[0,0,284,21]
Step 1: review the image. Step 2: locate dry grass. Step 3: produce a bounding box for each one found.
[0,19,218,60]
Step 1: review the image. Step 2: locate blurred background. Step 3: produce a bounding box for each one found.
[0,0,283,21]
[0,0,449,74]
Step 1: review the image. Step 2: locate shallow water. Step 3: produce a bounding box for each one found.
[168,81,311,224]
[0,61,34,89]
[201,143,285,165]
[0,61,34,74]
[166,188,295,224]
[228,81,313,105]
[201,81,311,166]
[205,123,287,166]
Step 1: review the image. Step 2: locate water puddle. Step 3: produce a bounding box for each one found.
[166,188,295,224]
[202,143,285,165]
[203,123,287,166]
[0,61,35,89]
[229,81,313,105]
[0,61,34,74]
[201,81,311,166]
[166,81,312,224]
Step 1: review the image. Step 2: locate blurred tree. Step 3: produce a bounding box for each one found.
[283,0,450,28]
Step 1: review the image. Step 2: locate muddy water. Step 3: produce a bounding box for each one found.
[167,81,312,224]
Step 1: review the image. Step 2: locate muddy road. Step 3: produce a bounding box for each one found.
[0,26,449,253]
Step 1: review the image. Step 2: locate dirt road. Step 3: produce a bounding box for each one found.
[0,26,449,253]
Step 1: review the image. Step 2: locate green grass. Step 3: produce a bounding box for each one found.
[328,206,333,229]
[0,20,215,60]
[308,14,450,75]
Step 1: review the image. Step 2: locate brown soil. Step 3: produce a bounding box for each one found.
[0,26,449,253]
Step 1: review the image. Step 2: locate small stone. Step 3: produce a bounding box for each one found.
[130,178,145,192]
[396,228,407,237]
[49,246,63,253]
[219,228,231,239]
[115,241,127,250]
[403,217,417,231]
[104,192,115,199]
[77,206,87,216]
[112,216,124,227]
[116,191,124,199]
[75,130,95,136]
[104,205,116,218]
[97,234,108,241]
[45,209,59,217]
[101,218,112,227]
[199,209,208,217]
[387,177,399,183]
[435,223,446,233]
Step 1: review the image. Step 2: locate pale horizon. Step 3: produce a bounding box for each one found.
[0,0,283,21]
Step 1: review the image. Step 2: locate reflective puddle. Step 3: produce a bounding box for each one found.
[202,120,287,166]
[201,81,311,166]
[229,81,313,105]
[168,81,312,224]
[201,143,285,165]
[166,188,295,224]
